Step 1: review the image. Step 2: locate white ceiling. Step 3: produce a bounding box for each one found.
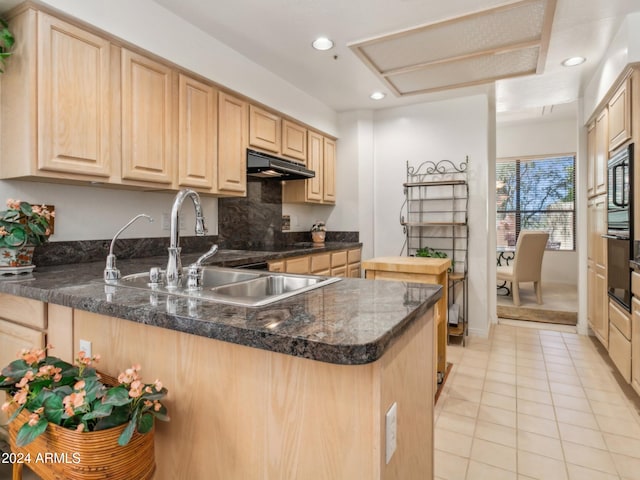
[150,0,640,120]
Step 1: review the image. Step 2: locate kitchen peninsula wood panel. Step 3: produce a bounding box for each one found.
[73,307,434,479]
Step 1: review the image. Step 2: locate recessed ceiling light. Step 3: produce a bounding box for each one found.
[561,56,586,67]
[370,92,386,100]
[312,37,334,51]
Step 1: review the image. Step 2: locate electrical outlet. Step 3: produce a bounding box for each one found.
[385,402,397,464]
[79,339,92,358]
[161,213,170,231]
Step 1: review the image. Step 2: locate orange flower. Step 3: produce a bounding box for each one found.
[63,390,86,415]
[16,371,35,388]
[0,226,7,237]
[27,412,40,427]
[6,198,21,210]
[76,423,85,432]
[13,387,29,405]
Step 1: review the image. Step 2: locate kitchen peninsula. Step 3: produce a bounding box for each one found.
[0,246,441,479]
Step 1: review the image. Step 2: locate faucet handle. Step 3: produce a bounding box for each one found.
[195,244,219,267]
[186,244,218,291]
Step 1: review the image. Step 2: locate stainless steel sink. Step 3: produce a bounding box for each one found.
[115,267,341,307]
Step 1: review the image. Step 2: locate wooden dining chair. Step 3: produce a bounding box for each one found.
[496,230,549,306]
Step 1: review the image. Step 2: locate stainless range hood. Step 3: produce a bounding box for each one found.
[246,149,315,180]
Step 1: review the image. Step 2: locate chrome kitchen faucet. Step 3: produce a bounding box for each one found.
[165,189,208,289]
[104,213,154,283]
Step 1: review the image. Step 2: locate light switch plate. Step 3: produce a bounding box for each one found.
[385,402,397,464]
[79,339,92,358]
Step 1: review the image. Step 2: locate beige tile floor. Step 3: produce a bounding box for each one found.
[436,322,640,480]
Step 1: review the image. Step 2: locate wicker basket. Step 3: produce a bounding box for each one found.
[7,377,156,480]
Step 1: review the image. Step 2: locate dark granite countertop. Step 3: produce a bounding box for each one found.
[0,243,441,365]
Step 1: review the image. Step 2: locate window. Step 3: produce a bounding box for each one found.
[496,155,575,251]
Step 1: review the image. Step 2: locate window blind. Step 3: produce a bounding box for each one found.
[496,155,575,251]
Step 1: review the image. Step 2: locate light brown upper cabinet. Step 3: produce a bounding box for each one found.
[323,137,336,204]
[120,49,174,185]
[608,76,632,152]
[594,108,608,197]
[282,131,336,204]
[304,131,324,202]
[587,122,596,198]
[0,9,113,182]
[282,120,308,163]
[177,74,218,191]
[217,92,247,196]
[249,105,281,154]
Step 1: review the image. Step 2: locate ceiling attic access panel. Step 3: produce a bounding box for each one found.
[349,0,557,96]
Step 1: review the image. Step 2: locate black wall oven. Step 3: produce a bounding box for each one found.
[605,143,634,311]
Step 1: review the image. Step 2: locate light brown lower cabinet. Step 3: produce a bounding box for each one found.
[0,294,47,440]
[609,300,631,382]
[268,248,362,278]
[632,297,640,395]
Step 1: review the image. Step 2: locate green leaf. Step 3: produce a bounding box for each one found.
[1,359,31,378]
[140,387,168,401]
[137,412,154,434]
[19,202,33,216]
[118,409,139,446]
[102,386,131,407]
[15,418,48,447]
[152,404,170,422]
[4,229,26,247]
[43,395,64,425]
[81,401,112,421]
[93,405,129,431]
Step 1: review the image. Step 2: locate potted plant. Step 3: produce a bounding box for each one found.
[0,199,55,267]
[311,221,326,244]
[1,346,168,479]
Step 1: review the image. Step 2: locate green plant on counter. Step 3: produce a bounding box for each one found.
[415,246,448,259]
[0,18,15,73]
[415,246,454,271]
[0,199,55,247]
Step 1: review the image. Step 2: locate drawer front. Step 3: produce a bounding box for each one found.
[285,256,310,274]
[310,253,331,273]
[610,300,632,340]
[331,265,347,277]
[347,248,361,264]
[0,293,46,330]
[633,271,640,297]
[331,251,347,268]
[268,260,284,272]
[609,323,632,382]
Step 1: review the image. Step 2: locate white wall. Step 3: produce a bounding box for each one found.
[584,12,640,123]
[496,112,579,285]
[0,180,218,241]
[371,95,493,337]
